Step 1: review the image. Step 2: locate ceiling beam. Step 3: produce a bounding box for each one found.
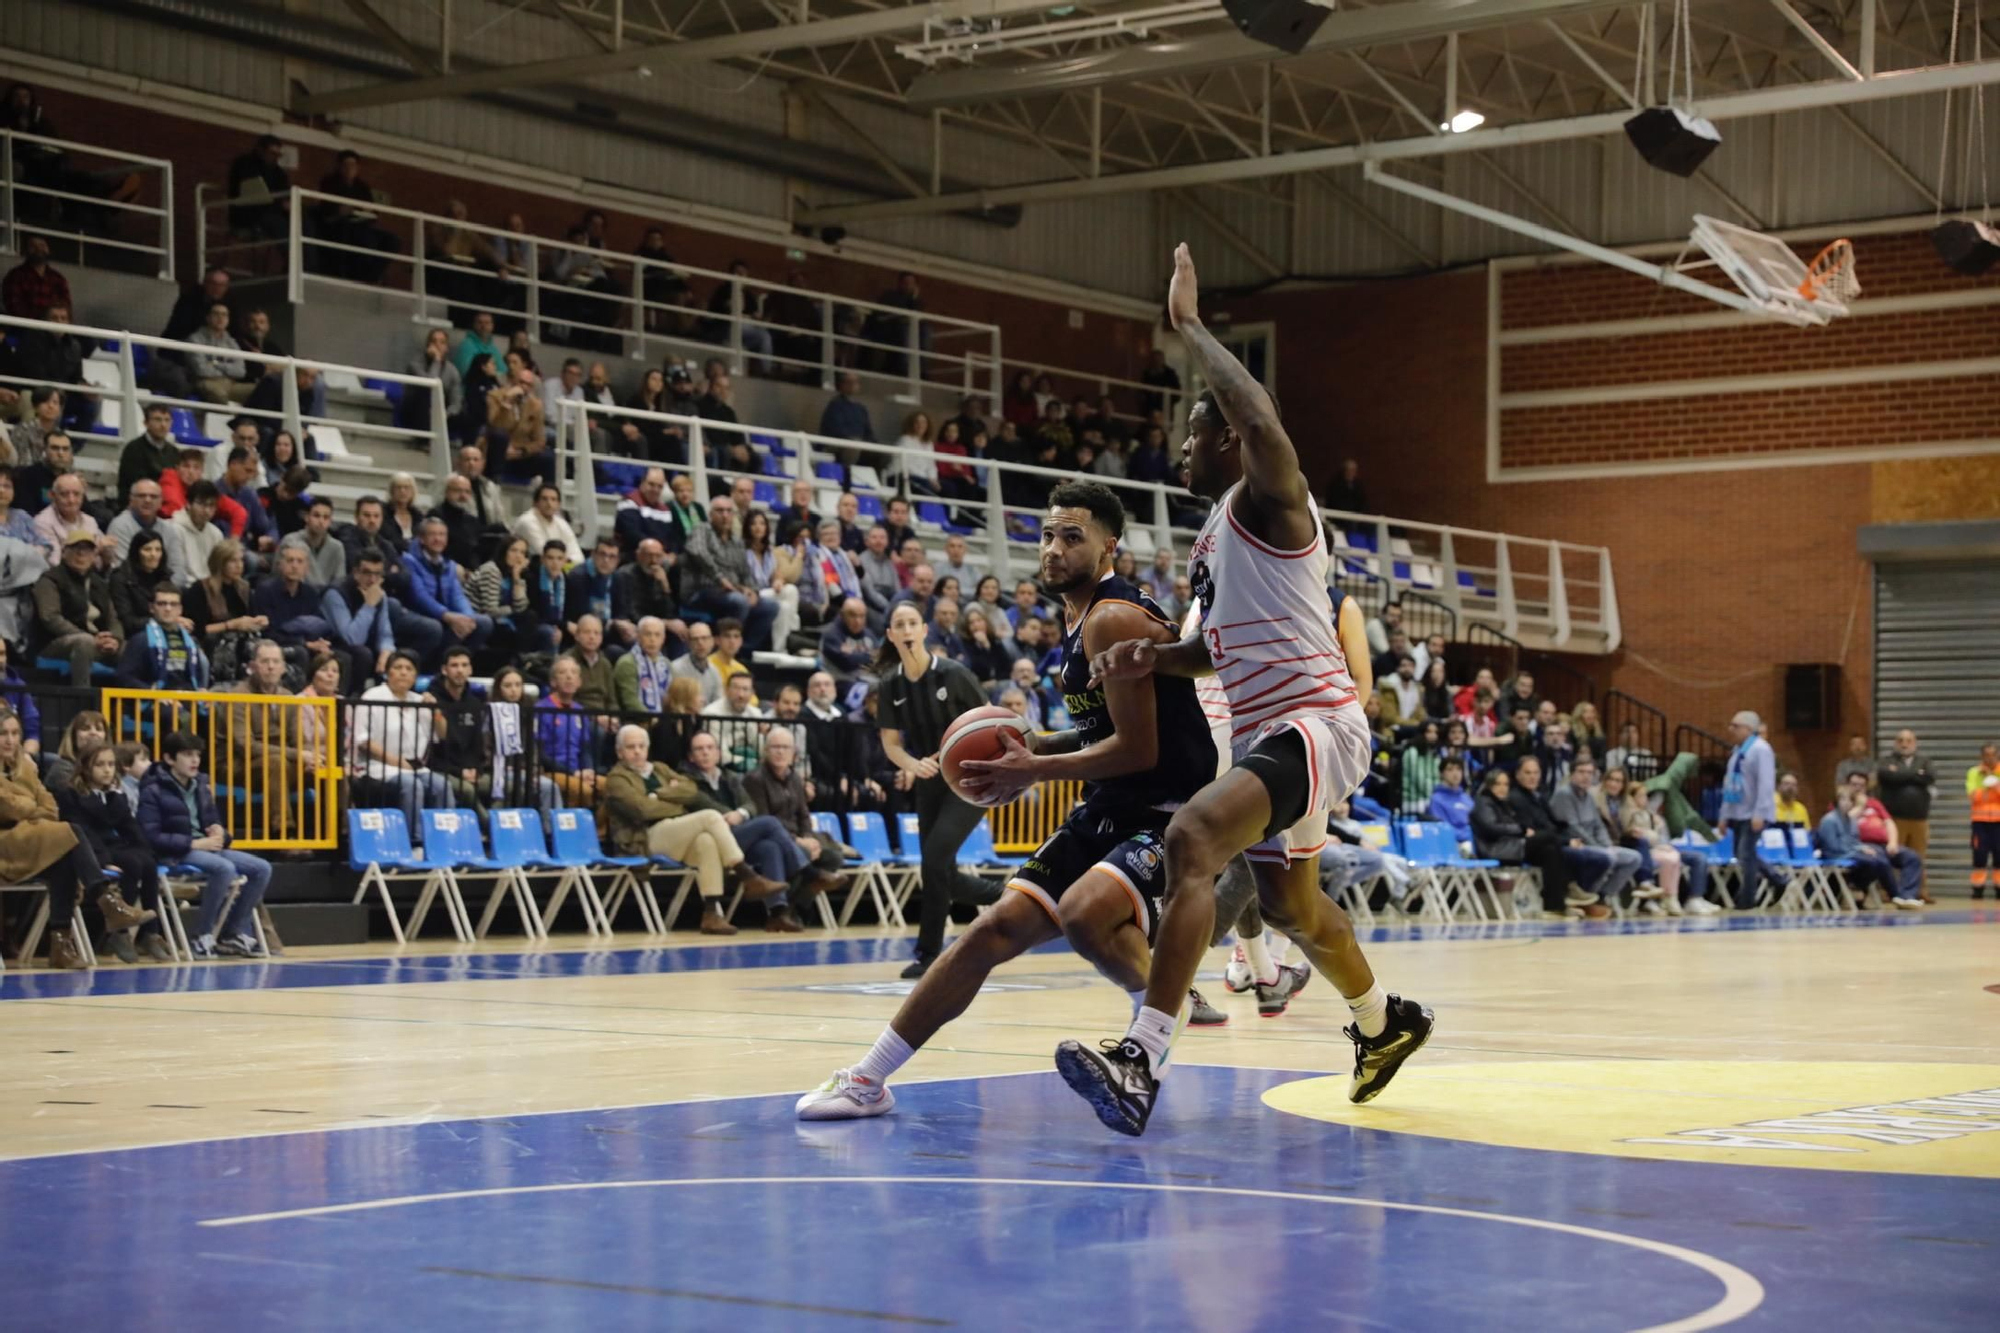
[294,0,1061,114]
[903,0,1630,107]
[800,57,2000,225]
[339,0,443,76]
[1171,188,1285,279]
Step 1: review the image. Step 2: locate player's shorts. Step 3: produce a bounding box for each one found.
[1233,707,1371,867]
[1007,797,1175,942]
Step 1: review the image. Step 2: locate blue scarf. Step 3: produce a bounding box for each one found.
[144,619,207,689]
[1722,737,1753,807]
[634,651,670,711]
[537,565,565,621]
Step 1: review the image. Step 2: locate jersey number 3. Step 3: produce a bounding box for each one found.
[1205,627,1226,666]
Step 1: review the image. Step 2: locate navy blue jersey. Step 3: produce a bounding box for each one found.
[1057,572,1218,808]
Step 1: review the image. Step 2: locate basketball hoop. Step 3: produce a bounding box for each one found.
[1799,238,1861,306]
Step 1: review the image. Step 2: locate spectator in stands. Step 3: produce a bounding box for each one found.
[959,606,1012,683]
[0,467,42,554]
[1409,631,1446,681]
[234,308,301,405]
[541,357,588,430]
[512,482,583,567]
[380,472,423,548]
[893,563,938,621]
[727,476,762,526]
[467,535,554,660]
[1364,603,1401,660]
[618,368,677,463]
[856,528,902,625]
[775,479,820,545]
[484,665,560,814]
[682,495,778,652]
[703,259,775,374]
[709,619,756,697]
[111,565,206,689]
[227,134,290,240]
[486,363,547,480]
[1137,548,1174,603]
[337,497,410,590]
[186,303,254,405]
[611,615,674,716]
[742,509,800,647]
[563,536,623,647]
[800,518,860,625]
[696,368,749,470]
[1378,654,1422,729]
[535,656,599,806]
[279,497,346,588]
[183,539,263,678]
[670,620,724,707]
[406,517,492,664]
[2,235,71,319]
[453,311,502,377]
[1823,779,1924,909]
[833,491,866,555]
[1008,579,1052,635]
[1326,458,1369,514]
[1503,670,1541,718]
[1372,628,1414,684]
[1549,756,1641,905]
[5,387,54,467]
[2,709,140,969]
[1600,765,1705,917]
[1498,761,1601,919]
[745,728,847,924]
[425,647,490,815]
[703,672,771,768]
[1138,348,1181,416]
[1834,734,1874,789]
[1414,658,1454,724]
[928,597,968,665]
[259,465,316,541]
[1570,700,1605,756]
[607,538,679,647]
[820,597,879,682]
[313,150,395,282]
[1536,718,1576,786]
[0,641,37,756]
[157,446,207,519]
[265,427,319,488]
[1428,756,1474,849]
[1877,729,1936,882]
[1717,709,1785,910]
[323,551,401,686]
[1006,657,1050,729]
[401,329,464,434]
[682,725,815,892]
[1604,721,1657,781]
[34,529,121,685]
[431,474,484,568]
[613,467,675,557]
[14,308,96,426]
[1452,666,1497,717]
[139,727,273,957]
[967,574,1011,640]
[1014,615,1057,677]
[116,405,182,507]
[107,528,179,639]
[59,736,170,962]
[1398,720,1442,811]
[605,723,776,935]
[353,652,452,833]
[527,538,571,643]
[1772,772,1811,829]
[819,371,876,445]
[219,447,277,558]
[255,542,354,681]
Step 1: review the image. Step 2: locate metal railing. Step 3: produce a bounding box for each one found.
[0,312,455,482]
[1601,688,1669,782]
[989,777,1084,853]
[102,687,340,850]
[2,129,175,280]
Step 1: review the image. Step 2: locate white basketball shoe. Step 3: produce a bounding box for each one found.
[795,1069,896,1120]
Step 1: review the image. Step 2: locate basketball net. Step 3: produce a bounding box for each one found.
[1798,238,1860,306]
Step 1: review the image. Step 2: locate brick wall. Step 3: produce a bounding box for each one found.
[30,86,1155,403]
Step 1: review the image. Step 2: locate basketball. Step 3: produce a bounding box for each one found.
[939,705,1031,806]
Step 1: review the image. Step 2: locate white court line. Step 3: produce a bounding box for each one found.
[197,1174,1764,1333]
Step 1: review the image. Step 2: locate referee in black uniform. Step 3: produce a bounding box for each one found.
[874,601,998,978]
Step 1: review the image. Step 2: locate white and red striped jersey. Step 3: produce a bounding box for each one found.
[1187,482,1359,748]
[1182,602,1233,778]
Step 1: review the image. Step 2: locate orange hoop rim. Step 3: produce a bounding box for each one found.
[1798,237,1856,303]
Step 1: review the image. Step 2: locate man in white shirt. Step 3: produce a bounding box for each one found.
[33,473,106,559]
[702,672,771,771]
[511,482,584,566]
[352,651,454,837]
[934,533,981,594]
[171,483,228,584]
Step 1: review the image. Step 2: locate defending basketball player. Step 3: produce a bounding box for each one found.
[796,482,1220,1120]
[1055,243,1433,1137]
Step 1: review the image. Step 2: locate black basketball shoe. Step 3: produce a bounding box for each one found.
[1343,995,1434,1104]
[1055,1038,1158,1137]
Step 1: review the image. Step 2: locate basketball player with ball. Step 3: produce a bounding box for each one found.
[797,481,1221,1121]
[1055,242,1433,1137]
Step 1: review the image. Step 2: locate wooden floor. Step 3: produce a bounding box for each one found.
[5,910,1998,1331]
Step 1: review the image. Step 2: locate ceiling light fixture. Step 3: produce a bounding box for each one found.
[1442,109,1484,134]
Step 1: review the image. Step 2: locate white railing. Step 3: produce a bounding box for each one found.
[0,313,453,482]
[547,394,1618,647]
[1,129,175,281]
[194,185,1009,407]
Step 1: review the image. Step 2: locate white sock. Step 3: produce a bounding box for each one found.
[1346,982,1389,1039]
[1241,930,1279,986]
[1127,988,1148,1018]
[853,1027,915,1085]
[1267,928,1296,969]
[1125,1005,1177,1075]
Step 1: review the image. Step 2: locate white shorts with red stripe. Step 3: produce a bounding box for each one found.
[1233,705,1371,866]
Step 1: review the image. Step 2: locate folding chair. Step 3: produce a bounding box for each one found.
[490,809,599,935]
[835,812,909,928]
[1679,833,1735,907]
[346,808,470,942]
[1397,822,1494,923]
[4,881,94,967]
[549,809,667,934]
[1756,827,1816,912]
[424,809,546,940]
[164,864,270,954]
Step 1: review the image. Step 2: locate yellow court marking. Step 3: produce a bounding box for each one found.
[1263,1061,2000,1177]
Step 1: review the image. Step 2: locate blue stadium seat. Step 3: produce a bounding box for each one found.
[346,808,465,943]
[423,809,547,940]
[959,819,1022,870]
[893,813,925,868]
[813,461,843,482]
[753,479,780,506]
[363,377,404,405]
[546,808,667,933]
[856,493,884,519]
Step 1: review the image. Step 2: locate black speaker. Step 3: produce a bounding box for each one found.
[1220,0,1334,55]
[1622,106,1722,177]
[1784,663,1841,732]
[1931,218,2000,276]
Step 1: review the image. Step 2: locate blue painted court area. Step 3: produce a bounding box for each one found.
[4,1066,1989,1332]
[2,908,1983,1001]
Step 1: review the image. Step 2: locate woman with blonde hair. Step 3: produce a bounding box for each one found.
[385,472,424,547]
[1570,700,1605,754]
[1598,765,1709,917]
[45,709,110,792]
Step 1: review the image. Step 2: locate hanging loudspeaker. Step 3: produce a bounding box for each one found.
[1622,106,1722,178]
[1219,0,1334,55]
[1931,218,2000,276]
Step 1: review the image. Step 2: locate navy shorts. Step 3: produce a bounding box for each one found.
[1007,797,1173,941]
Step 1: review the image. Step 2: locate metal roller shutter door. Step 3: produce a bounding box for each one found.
[1872,558,2000,892]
